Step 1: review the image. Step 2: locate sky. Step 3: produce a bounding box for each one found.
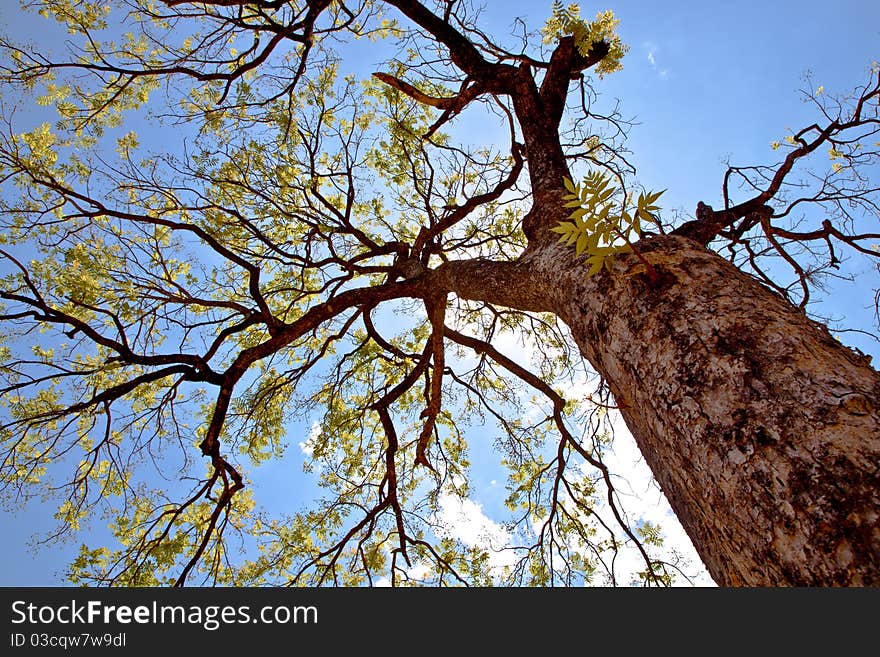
[0,0,878,586]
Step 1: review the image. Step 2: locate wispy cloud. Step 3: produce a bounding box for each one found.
[643,41,669,79]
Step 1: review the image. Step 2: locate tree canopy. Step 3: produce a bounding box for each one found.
[0,0,878,586]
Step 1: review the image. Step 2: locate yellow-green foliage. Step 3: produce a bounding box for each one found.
[542,2,628,77]
[553,171,663,275]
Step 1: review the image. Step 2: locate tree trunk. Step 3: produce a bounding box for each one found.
[439,234,880,585]
[385,2,880,585]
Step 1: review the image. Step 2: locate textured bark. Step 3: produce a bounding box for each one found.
[436,235,880,586]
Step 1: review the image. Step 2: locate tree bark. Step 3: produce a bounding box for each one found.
[437,235,880,585]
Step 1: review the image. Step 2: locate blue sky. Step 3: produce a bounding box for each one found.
[0,0,878,586]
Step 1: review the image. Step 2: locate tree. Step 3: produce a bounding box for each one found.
[0,0,877,586]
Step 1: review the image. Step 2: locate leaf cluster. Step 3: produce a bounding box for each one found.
[541,2,628,77]
[552,171,663,275]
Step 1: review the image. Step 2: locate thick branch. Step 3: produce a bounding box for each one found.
[384,0,495,78]
[675,70,880,245]
[539,37,609,126]
[415,294,446,470]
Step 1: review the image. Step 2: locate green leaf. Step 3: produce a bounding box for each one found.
[644,188,665,206]
[586,255,604,276]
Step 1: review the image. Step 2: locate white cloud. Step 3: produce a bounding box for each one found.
[441,300,711,585]
[594,410,716,586]
[434,492,518,570]
[647,50,656,66]
[425,375,714,584]
[374,561,433,587]
[298,421,321,457]
[435,493,506,546]
[406,562,432,580]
